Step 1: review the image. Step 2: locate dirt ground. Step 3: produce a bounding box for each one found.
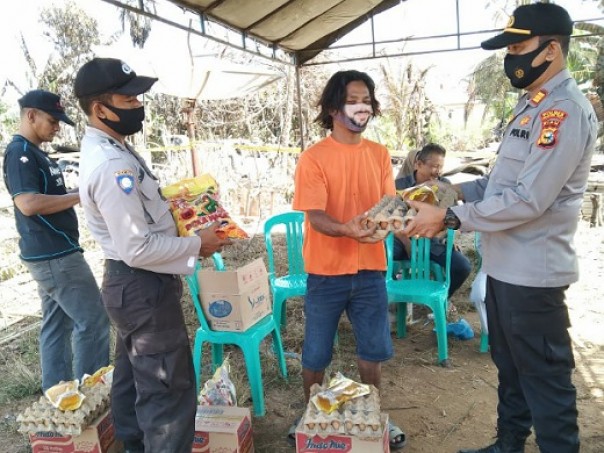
[0,217,602,453]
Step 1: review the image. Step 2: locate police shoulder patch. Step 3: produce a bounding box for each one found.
[115,169,135,194]
[536,109,568,149]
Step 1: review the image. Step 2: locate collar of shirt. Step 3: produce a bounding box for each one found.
[84,125,158,181]
[519,69,573,109]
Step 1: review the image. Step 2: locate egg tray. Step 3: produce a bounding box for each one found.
[300,383,383,439]
[361,195,415,239]
[17,383,111,436]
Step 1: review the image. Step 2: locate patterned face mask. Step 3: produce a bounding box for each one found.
[334,103,373,132]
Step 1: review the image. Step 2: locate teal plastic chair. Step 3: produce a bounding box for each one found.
[263,211,307,330]
[385,229,455,366]
[185,253,288,417]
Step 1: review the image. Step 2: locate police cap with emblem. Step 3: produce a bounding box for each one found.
[74,57,158,98]
[18,89,75,126]
[481,3,573,50]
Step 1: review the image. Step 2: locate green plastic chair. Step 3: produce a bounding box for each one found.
[263,211,307,330]
[385,229,455,366]
[184,253,288,417]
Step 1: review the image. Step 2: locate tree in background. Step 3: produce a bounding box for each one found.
[120,0,156,48]
[378,59,434,152]
[467,0,603,146]
[10,0,110,146]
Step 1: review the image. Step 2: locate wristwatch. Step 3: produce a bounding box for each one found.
[444,207,461,230]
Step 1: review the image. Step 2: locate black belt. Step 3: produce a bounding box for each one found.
[104,259,176,278]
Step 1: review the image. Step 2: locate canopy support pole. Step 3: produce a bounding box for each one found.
[295,65,305,152]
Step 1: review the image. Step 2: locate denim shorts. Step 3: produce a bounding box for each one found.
[302,271,393,371]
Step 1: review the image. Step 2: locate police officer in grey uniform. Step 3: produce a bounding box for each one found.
[74,57,231,453]
[402,4,596,453]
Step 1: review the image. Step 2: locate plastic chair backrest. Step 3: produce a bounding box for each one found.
[385,229,455,289]
[263,211,305,280]
[474,231,483,270]
[186,253,225,332]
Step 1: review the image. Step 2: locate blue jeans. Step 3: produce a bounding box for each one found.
[302,271,393,371]
[23,252,110,391]
[393,237,471,298]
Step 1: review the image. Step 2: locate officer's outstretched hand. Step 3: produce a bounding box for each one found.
[196,223,233,257]
[402,200,446,238]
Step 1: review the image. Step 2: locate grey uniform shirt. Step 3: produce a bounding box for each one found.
[79,126,200,275]
[453,69,597,287]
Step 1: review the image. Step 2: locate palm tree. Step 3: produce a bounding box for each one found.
[467,1,603,135]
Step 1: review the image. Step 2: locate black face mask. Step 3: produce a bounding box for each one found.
[100,104,145,136]
[504,40,553,89]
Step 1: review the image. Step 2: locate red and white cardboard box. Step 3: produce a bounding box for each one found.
[295,414,390,453]
[197,258,271,332]
[193,405,254,453]
[28,410,122,453]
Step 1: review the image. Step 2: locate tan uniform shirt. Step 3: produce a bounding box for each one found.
[453,70,597,287]
[78,126,200,275]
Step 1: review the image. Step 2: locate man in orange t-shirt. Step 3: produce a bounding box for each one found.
[290,70,405,450]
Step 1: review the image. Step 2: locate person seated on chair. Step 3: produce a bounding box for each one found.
[393,143,471,300]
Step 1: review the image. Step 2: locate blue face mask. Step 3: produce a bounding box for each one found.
[100,103,145,136]
[504,39,553,89]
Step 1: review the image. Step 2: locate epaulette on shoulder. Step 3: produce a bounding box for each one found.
[97,138,124,160]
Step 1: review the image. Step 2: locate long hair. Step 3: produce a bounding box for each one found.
[314,70,381,130]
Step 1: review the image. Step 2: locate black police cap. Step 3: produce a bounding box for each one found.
[18,90,75,126]
[481,3,573,50]
[74,57,158,98]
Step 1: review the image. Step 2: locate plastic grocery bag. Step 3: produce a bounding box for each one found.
[470,270,488,335]
[161,174,248,240]
[198,357,237,406]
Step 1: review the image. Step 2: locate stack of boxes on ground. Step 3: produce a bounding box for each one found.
[194,358,254,452]
[17,367,122,453]
[193,405,254,453]
[296,373,389,453]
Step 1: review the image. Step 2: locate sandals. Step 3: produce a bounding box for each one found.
[389,421,407,450]
[286,417,300,447]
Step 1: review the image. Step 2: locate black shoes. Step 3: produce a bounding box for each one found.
[458,433,526,453]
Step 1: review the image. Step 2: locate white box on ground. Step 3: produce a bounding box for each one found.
[197,258,272,331]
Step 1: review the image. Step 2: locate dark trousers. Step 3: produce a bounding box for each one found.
[101,260,196,453]
[485,276,579,453]
[393,237,471,297]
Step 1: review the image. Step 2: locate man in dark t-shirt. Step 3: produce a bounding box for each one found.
[3,90,109,391]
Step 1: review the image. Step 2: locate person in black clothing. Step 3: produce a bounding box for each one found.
[393,143,471,299]
[2,90,109,391]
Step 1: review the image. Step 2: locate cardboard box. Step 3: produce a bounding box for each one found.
[197,258,271,331]
[193,405,254,453]
[295,414,390,453]
[28,410,122,453]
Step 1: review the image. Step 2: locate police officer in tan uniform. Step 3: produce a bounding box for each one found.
[75,58,231,453]
[402,4,596,453]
